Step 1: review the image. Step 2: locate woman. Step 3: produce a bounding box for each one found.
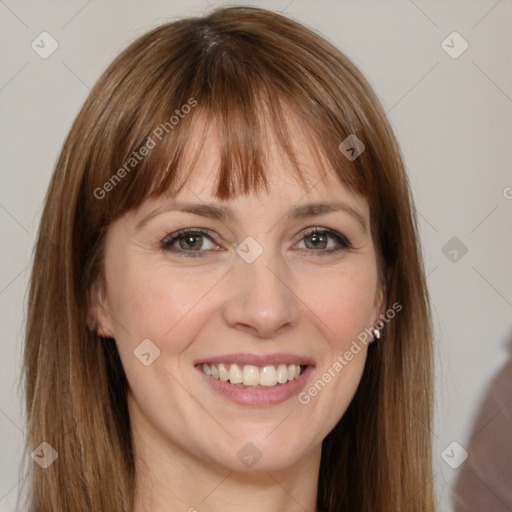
[21,6,434,512]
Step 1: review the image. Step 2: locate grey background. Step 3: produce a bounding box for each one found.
[1,1,511,511]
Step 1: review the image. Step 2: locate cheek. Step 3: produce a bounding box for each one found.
[106,257,224,351]
[307,262,379,349]
[296,266,376,431]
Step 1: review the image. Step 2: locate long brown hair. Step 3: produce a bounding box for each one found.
[19,6,434,511]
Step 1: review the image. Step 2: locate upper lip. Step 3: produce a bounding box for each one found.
[195,353,316,367]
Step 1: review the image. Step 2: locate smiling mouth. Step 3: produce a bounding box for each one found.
[199,363,306,388]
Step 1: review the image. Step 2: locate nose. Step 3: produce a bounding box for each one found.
[221,247,300,339]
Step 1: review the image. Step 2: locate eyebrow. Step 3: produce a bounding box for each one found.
[136,201,367,232]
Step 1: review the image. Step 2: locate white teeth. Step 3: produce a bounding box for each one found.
[200,363,305,386]
[228,364,243,384]
[242,365,260,386]
[218,363,229,382]
[276,364,288,384]
[260,366,278,386]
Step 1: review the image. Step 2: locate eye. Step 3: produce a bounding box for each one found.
[161,229,220,257]
[294,227,353,256]
[160,227,353,258]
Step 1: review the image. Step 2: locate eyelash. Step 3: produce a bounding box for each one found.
[160,227,353,258]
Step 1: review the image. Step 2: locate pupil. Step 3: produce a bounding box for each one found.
[308,233,326,249]
[181,235,202,250]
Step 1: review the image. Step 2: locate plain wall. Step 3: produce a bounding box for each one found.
[1,1,511,510]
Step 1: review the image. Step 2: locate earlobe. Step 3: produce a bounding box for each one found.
[88,307,114,338]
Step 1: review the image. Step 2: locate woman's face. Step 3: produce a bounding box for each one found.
[93,118,385,473]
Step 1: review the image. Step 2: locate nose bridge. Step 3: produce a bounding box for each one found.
[222,239,299,337]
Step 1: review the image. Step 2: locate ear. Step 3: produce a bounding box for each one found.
[87,278,114,338]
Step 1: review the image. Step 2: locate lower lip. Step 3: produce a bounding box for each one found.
[195,365,314,407]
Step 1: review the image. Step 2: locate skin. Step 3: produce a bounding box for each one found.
[91,116,386,512]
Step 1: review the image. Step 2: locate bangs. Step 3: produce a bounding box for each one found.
[140,91,353,203]
[145,90,311,200]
